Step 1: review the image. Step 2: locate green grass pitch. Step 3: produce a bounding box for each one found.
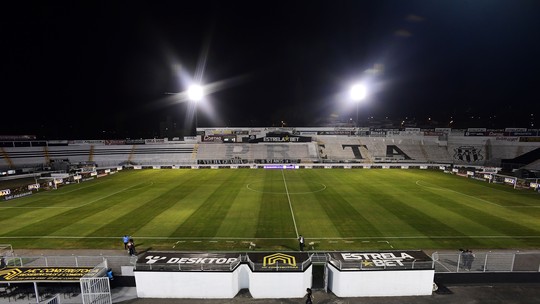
[1,169,539,251]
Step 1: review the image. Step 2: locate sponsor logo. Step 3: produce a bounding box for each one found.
[262,253,297,269]
[3,191,32,201]
[28,184,40,190]
[0,268,22,280]
[145,138,166,144]
[505,128,527,132]
[519,137,540,142]
[145,256,167,264]
[341,252,417,267]
[467,128,486,132]
[495,137,518,142]
[264,136,299,142]
[0,189,11,196]
[143,254,239,265]
[0,267,96,281]
[203,135,224,142]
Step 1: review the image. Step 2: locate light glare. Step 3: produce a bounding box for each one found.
[350,83,367,101]
[188,85,204,101]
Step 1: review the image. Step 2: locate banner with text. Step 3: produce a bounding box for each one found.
[329,250,432,270]
[0,267,99,282]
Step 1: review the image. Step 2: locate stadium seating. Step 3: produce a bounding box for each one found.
[1,128,539,170]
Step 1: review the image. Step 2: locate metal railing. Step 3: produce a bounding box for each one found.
[432,251,540,272]
[4,255,136,275]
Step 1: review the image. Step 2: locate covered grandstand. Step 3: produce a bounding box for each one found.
[1,127,539,171]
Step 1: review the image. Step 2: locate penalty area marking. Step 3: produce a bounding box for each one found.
[415,180,540,208]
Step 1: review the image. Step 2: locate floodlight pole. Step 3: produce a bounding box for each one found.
[350,83,366,127]
[187,84,204,137]
[356,103,359,127]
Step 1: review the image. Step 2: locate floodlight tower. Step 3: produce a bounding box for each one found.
[349,83,367,127]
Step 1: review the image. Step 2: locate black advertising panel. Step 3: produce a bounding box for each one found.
[248,135,312,143]
[0,267,98,282]
[136,252,241,272]
[247,252,310,272]
[329,250,433,271]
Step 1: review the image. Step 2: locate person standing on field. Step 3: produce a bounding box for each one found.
[127,238,136,256]
[123,235,130,250]
[298,235,305,251]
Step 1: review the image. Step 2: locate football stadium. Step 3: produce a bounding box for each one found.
[0,128,539,302]
[4,1,540,302]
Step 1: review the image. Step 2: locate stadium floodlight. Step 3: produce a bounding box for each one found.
[349,83,367,126]
[350,83,367,101]
[187,84,204,136]
[187,84,204,102]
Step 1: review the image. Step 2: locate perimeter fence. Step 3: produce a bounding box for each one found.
[4,255,137,275]
[3,251,540,275]
[432,251,540,273]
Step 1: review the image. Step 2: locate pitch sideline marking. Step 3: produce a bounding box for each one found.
[0,206,71,209]
[415,180,540,208]
[282,169,299,238]
[2,235,539,240]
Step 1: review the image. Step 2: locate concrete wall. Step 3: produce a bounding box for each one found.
[248,265,312,298]
[328,267,434,297]
[135,264,312,299]
[135,270,241,298]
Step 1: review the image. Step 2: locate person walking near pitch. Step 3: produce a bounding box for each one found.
[305,288,314,304]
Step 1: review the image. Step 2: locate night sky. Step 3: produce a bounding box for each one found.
[4,0,540,139]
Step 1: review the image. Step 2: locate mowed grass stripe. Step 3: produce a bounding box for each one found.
[170,170,249,237]
[417,184,540,238]
[134,177,224,237]
[415,171,540,207]
[2,180,152,237]
[307,171,384,238]
[1,177,119,208]
[287,171,340,238]
[255,170,297,238]
[347,172,473,239]
[310,170,425,237]
[415,175,540,224]
[215,170,263,237]
[89,170,207,237]
[54,172,179,237]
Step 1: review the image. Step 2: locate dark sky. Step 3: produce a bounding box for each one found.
[3,0,540,139]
